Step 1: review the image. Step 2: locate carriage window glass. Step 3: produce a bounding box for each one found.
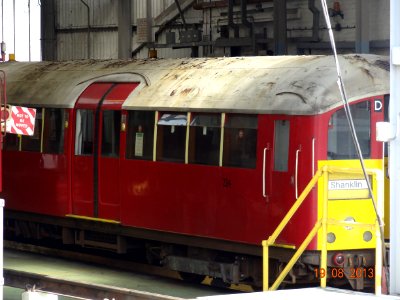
[43,108,65,154]
[156,113,187,163]
[328,101,371,160]
[274,120,290,172]
[223,115,258,168]
[189,114,221,166]
[101,110,121,158]
[4,134,20,151]
[75,109,94,155]
[21,108,42,152]
[126,111,155,160]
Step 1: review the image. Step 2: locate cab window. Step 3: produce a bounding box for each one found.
[223,114,258,168]
[4,134,19,151]
[328,101,371,160]
[43,108,66,154]
[21,108,42,152]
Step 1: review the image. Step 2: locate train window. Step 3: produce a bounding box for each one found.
[75,109,94,155]
[156,113,187,163]
[4,134,20,151]
[328,101,371,160]
[21,108,42,152]
[43,108,65,154]
[101,110,121,158]
[189,114,221,166]
[126,111,155,160]
[274,120,290,172]
[223,115,257,168]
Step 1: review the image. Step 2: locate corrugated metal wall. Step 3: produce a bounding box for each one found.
[56,0,118,60]
[50,0,390,60]
[57,0,117,28]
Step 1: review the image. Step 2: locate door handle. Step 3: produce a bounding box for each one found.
[263,144,270,199]
[295,145,302,199]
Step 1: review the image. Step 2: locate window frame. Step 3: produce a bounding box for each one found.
[188,112,221,166]
[156,111,189,163]
[327,100,371,160]
[222,114,258,169]
[125,110,156,161]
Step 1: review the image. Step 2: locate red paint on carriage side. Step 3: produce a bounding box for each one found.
[3,151,69,216]
[118,114,318,247]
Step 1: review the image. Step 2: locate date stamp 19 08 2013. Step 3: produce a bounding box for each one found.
[314,267,374,279]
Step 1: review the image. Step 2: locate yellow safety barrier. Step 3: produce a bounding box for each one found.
[262,165,383,295]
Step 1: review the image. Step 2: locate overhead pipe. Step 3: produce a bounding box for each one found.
[308,0,320,42]
[295,0,320,42]
[175,0,188,30]
[193,0,271,9]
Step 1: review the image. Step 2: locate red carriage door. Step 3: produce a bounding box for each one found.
[72,82,138,221]
[268,117,295,214]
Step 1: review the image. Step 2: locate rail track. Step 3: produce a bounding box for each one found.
[4,240,240,299]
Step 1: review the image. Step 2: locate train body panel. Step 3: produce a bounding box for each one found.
[0,54,391,289]
[3,151,69,216]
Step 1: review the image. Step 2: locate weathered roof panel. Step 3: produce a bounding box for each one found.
[0,54,389,115]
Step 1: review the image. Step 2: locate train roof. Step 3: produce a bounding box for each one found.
[0,54,389,115]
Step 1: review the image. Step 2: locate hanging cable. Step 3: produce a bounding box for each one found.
[1,0,3,41]
[320,0,389,290]
[13,0,15,57]
[28,0,31,61]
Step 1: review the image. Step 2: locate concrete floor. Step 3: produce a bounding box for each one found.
[3,249,230,299]
[197,287,400,300]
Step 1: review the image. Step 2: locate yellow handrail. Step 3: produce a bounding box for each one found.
[262,165,383,294]
[267,167,324,245]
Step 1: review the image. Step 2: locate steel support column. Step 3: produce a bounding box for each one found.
[40,0,56,61]
[273,0,287,55]
[118,0,132,59]
[355,0,370,53]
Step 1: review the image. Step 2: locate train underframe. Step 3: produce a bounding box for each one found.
[4,210,376,290]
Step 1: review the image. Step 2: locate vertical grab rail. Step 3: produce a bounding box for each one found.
[0,70,6,137]
[295,146,302,199]
[262,145,270,198]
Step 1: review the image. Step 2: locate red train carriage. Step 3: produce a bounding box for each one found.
[0,70,6,191]
[0,55,390,289]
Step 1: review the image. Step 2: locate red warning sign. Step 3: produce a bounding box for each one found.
[4,105,36,136]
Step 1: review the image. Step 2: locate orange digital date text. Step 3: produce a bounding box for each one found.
[314,267,374,279]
